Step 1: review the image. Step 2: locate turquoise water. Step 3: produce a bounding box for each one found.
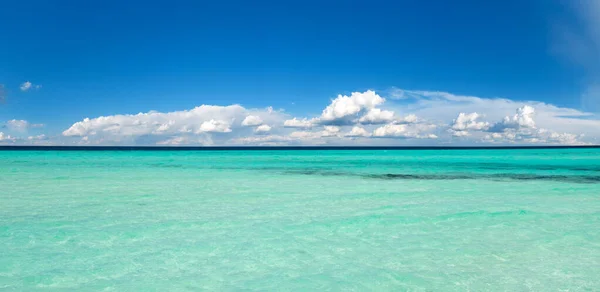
[1,149,600,291]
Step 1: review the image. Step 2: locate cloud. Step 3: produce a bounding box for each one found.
[254,124,271,134]
[483,129,586,145]
[63,105,246,137]
[451,130,470,137]
[0,132,14,142]
[27,134,47,141]
[401,114,418,124]
[345,126,371,137]
[156,135,214,146]
[321,126,341,137]
[5,119,44,132]
[20,82,32,92]
[451,113,490,131]
[6,120,29,131]
[319,90,386,124]
[284,118,315,128]
[373,123,437,139]
[358,108,395,124]
[443,104,589,145]
[37,88,600,146]
[19,81,41,92]
[489,105,535,132]
[231,134,292,146]
[62,104,288,145]
[241,115,263,126]
[288,126,341,140]
[199,119,232,133]
[449,112,490,137]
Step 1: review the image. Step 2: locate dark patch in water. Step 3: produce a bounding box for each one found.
[282,169,600,184]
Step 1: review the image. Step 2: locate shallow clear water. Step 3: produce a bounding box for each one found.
[1,149,599,290]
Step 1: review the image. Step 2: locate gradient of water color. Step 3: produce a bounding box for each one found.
[1,149,599,290]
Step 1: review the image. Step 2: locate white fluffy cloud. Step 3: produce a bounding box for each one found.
[481,106,587,144]
[484,129,585,145]
[345,126,371,137]
[3,88,593,146]
[401,114,418,124]
[199,119,232,133]
[241,115,263,126]
[449,112,490,137]
[320,90,385,124]
[489,105,536,132]
[373,123,437,139]
[373,124,408,137]
[451,113,490,131]
[392,89,600,144]
[62,104,287,145]
[442,104,589,145]
[63,105,246,137]
[321,126,341,137]
[254,124,272,134]
[358,108,395,124]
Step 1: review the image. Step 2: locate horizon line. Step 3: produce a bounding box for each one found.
[1,145,599,151]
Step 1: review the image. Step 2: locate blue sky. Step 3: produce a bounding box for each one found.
[1,0,599,145]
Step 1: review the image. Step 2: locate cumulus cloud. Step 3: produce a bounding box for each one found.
[394,90,599,143]
[321,126,341,137]
[358,108,395,124]
[254,124,272,134]
[372,123,437,139]
[449,112,490,137]
[484,129,586,145]
[19,81,41,92]
[199,119,232,133]
[443,104,588,145]
[63,105,245,137]
[489,105,536,132]
[62,104,288,145]
[401,114,418,124]
[241,115,263,126]
[345,126,371,137]
[451,113,490,131]
[23,88,597,146]
[373,124,408,138]
[319,90,386,124]
[451,130,470,137]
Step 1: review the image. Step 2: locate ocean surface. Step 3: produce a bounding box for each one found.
[1,148,599,291]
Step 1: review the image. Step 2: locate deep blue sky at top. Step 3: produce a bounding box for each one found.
[0,0,582,131]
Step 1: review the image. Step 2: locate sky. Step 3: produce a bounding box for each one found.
[1,0,600,146]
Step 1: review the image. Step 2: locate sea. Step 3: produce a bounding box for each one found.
[1,148,599,291]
